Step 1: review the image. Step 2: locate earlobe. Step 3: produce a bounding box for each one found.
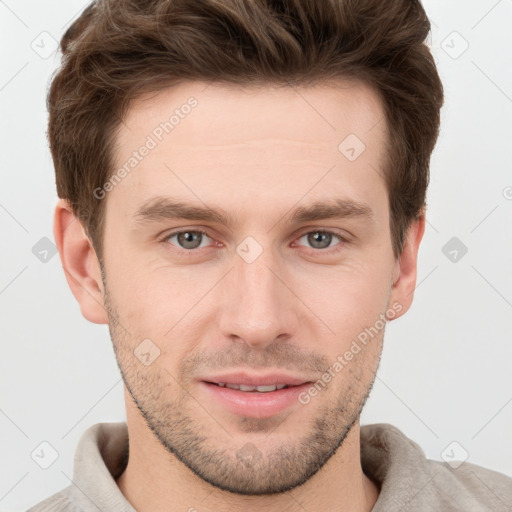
[53,199,108,324]
[388,214,426,320]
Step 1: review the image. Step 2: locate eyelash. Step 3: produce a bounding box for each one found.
[161,228,347,255]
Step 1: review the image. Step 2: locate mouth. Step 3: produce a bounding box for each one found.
[198,372,313,418]
[205,382,293,392]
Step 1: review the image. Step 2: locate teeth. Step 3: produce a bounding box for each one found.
[255,385,276,392]
[217,383,288,392]
[239,384,258,391]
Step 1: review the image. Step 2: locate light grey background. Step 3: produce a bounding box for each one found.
[1,1,511,510]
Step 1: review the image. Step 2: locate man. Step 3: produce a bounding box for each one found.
[29,0,511,510]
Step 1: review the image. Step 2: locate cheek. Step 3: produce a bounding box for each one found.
[107,265,212,358]
[106,256,178,313]
[293,259,393,338]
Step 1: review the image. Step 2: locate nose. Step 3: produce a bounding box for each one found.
[218,247,298,350]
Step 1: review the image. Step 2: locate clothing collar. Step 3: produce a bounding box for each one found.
[68,421,429,510]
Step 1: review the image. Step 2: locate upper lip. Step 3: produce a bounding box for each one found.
[200,371,312,387]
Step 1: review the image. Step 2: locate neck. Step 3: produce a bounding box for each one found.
[117,392,379,512]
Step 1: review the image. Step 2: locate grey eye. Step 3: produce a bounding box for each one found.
[167,230,211,250]
[298,231,342,250]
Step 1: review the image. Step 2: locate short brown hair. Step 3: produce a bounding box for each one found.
[48,0,443,259]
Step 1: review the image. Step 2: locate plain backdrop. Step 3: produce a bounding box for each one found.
[1,1,511,510]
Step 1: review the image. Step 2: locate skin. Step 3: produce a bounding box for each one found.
[54,80,424,512]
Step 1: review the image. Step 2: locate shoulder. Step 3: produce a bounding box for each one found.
[361,423,512,511]
[26,485,82,512]
[424,458,512,511]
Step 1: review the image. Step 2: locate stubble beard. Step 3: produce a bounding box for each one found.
[102,283,382,495]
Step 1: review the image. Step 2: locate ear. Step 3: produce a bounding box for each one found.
[387,213,425,320]
[53,199,108,324]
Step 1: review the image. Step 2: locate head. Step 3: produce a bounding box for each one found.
[51,0,443,496]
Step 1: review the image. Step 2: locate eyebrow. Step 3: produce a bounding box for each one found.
[133,196,374,229]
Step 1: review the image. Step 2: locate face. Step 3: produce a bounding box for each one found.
[99,80,401,494]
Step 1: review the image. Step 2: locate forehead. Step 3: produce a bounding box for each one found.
[108,80,388,220]
[119,79,385,148]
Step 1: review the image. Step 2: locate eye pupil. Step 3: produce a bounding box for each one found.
[178,231,202,249]
[308,231,332,249]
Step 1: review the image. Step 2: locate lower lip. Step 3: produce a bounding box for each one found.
[200,382,311,418]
